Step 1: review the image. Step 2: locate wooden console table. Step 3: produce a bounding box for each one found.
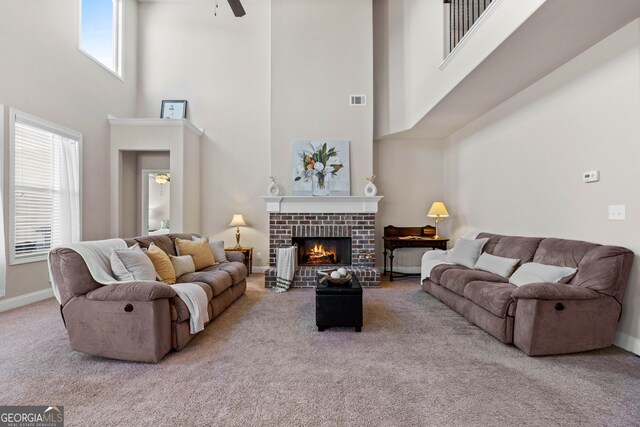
[383,225,449,282]
[225,246,253,274]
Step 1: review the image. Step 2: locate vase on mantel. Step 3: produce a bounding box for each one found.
[312,173,330,196]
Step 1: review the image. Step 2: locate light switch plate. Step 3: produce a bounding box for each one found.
[608,205,625,220]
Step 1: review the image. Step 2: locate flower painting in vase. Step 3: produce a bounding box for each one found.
[292,140,350,197]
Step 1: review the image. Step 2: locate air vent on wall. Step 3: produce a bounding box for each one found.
[350,95,366,106]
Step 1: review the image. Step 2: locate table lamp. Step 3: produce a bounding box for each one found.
[229,214,247,249]
[427,202,449,239]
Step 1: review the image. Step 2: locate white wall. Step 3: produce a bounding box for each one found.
[374,139,444,272]
[373,0,546,138]
[137,0,271,268]
[271,0,374,197]
[0,0,138,300]
[443,19,640,349]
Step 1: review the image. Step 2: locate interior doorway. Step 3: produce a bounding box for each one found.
[141,169,171,236]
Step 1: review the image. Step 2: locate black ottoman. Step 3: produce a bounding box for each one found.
[316,274,363,332]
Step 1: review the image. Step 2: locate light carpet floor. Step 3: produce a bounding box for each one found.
[1,275,639,426]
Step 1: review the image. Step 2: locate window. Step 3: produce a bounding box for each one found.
[9,110,82,264]
[79,0,122,77]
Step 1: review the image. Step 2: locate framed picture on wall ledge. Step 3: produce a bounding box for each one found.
[160,100,188,119]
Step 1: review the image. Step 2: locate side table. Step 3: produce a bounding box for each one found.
[225,246,253,274]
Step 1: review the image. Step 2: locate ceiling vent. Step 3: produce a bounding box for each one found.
[350,95,366,106]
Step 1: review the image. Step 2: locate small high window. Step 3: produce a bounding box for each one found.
[79,0,122,77]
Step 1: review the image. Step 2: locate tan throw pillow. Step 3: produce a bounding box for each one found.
[145,242,177,284]
[175,238,216,270]
[170,255,196,278]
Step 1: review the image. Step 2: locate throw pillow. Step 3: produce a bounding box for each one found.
[449,237,489,268]
[175,238,216,270]
[193,236,227,263]
[509,263,578,287]
[474,252,520,278]
[145,242,177,284]
[170,255,196,277]
[110,244,157,281]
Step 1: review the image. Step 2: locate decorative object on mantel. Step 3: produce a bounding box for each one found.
[292,140,350,197]
[228,214,247,249]
[267,176,282,196]
[427,202,450,239]
[160,100,188,119]
[364,174,377,197]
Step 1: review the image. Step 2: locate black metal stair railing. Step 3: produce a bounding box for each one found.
[444,0,494,53]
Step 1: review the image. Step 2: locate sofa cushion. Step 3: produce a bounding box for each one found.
[145,243,177,284]
[478,233,542,264]
[177,270,233,297]
[509,263,577,287]
[170,255,196,277]
[449,238,489,268]
[194,236,228,263]
[474,253,520,278]
[429,264,468,285]
[110,244,157,281]
[440,269,507,296]
[175,238,216,270]
[573,245,634,302]
[170,282,213,323]
[464,281,517,318]
[135,235,177,256]
[533,238,598,268]
[202,262,248,285]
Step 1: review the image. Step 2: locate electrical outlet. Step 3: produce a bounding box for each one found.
[608,205,625,220]
[256,252,262,261]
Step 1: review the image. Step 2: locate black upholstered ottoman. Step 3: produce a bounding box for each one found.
[316,274,363,332]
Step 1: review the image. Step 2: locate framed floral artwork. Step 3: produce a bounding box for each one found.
[292,140,350,196]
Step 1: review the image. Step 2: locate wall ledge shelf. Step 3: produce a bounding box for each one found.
[263,196,383,214]
[107,115,204,136]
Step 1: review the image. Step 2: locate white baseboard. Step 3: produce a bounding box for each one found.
[251,266,268,273]
[0,288,54,312]
[614,331,640,356]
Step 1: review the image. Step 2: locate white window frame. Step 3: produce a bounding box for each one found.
[78,0,124,80]
[9,109,83,265]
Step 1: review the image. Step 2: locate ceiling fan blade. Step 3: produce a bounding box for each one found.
[227,0,246,17]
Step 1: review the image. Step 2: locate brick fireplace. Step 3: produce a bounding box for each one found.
[263,197,383,288]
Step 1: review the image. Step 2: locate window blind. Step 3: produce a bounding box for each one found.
[11,114,81,263]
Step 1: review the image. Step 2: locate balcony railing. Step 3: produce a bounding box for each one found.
[444,0,494,53]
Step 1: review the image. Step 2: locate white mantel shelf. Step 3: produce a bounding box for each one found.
[263,196,383,214]
[107,115,204,136]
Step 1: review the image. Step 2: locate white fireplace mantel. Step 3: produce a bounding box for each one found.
[263,196,383,214]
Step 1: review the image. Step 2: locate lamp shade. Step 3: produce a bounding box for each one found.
[228,214,247,227]
[427,202,449,218]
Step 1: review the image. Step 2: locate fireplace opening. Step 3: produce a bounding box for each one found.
[292,237,351,266]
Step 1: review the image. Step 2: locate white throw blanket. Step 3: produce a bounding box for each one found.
[275,246,296,293]
[47,238,209,334]
[420,249,453,282]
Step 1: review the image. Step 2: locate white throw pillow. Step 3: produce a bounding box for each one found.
[509,263,577,287]
[110,244,157,281]
[449,238,489,268]
[192,236,227,263]
[474,252,520,278]
[170,255,196,277]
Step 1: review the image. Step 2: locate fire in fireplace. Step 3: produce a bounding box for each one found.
[292,237,351,266]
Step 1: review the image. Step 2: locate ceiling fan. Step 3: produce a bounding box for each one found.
[215,0,246,17]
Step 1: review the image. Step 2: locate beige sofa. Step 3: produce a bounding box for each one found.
[49,233,247,362]
[422,233,634,355]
